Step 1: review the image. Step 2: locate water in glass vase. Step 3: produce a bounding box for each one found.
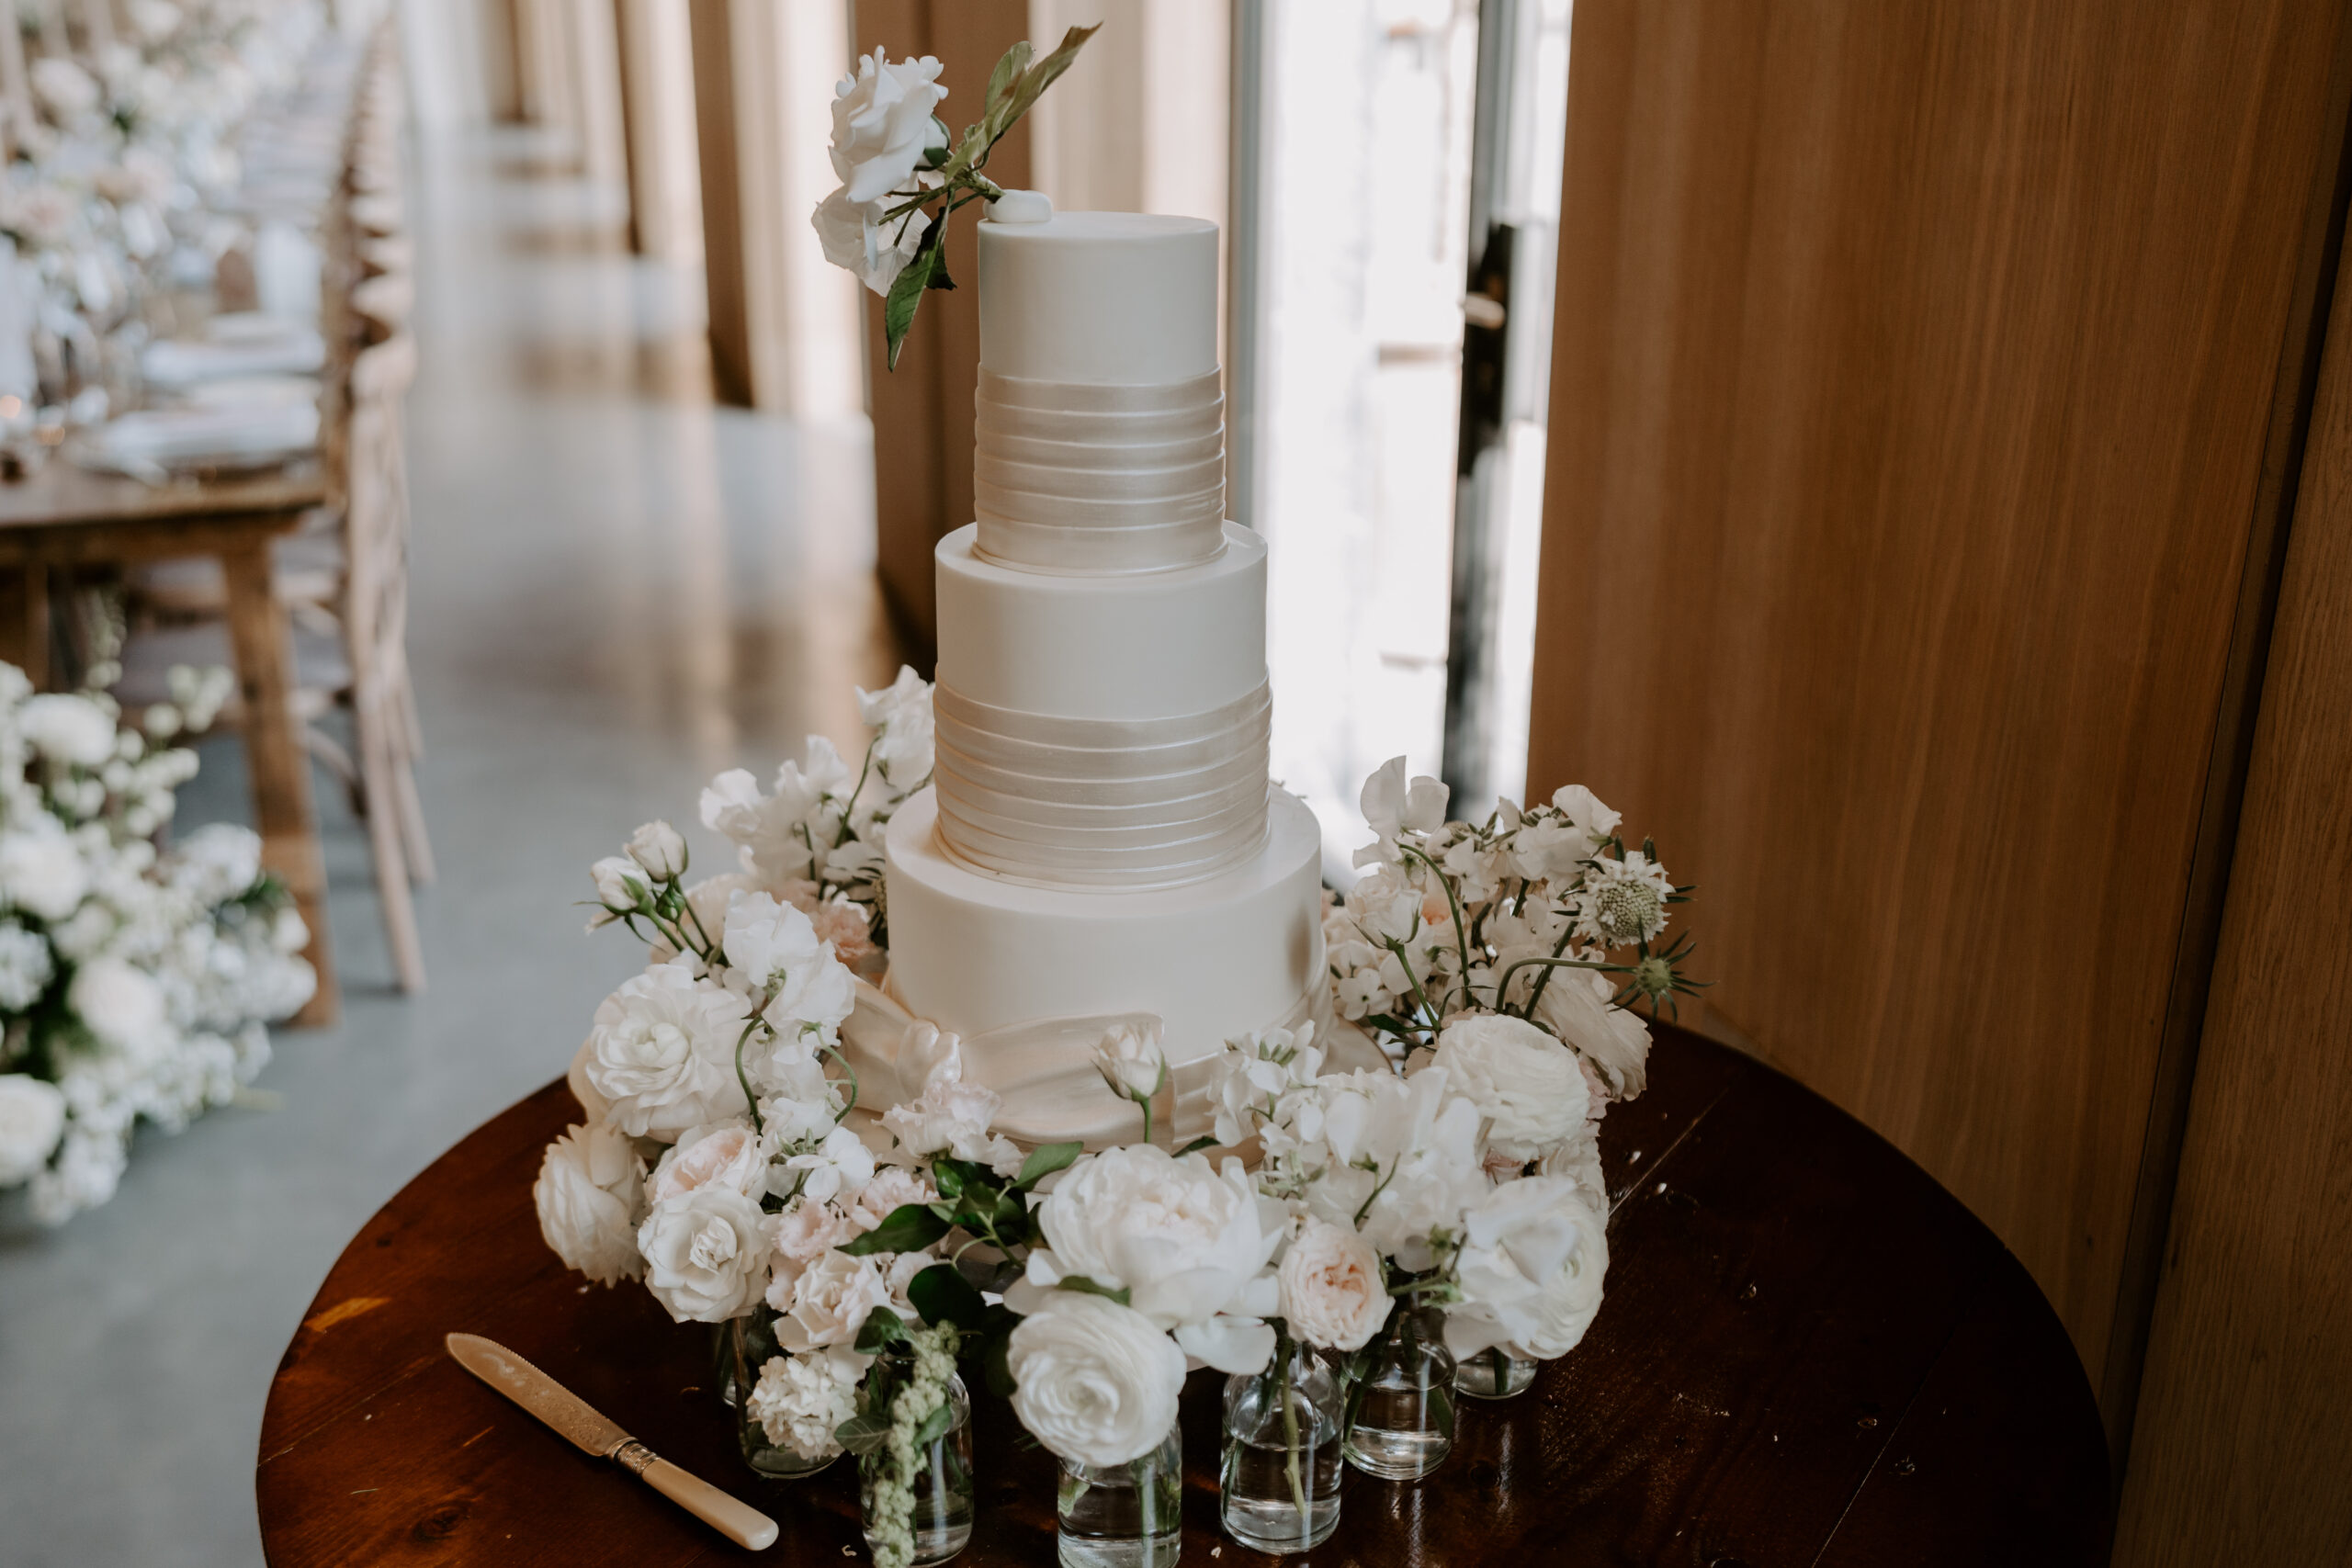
[1221,1332,1343,1553]
[1342,1304,1456,1481]
[1056,1425,1183,1568]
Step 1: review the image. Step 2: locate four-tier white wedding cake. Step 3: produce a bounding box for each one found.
[872,196,1338,1148]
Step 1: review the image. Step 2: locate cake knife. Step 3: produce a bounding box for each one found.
[445,1332,779,1551]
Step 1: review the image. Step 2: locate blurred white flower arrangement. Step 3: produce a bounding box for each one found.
[0,660,315,1224]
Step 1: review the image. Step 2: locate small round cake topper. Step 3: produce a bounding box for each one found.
[986,189,1055,225]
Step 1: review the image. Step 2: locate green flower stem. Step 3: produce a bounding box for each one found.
[1279,1332,1306,1539]
[731,1013,768,1134]
[1382,936,1444,1037]
[1399,843,1477,1015]
[1498,953,1624,1021]
[821,1040,860,1122]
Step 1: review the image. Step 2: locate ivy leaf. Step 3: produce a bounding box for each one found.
[1015,1141,1082,1190]
[841,1203,951,1256]
[833,1410,893,1456]
[854,1311,912,1356]
[909,1262,989,1334]
[1053,1275,1132,1306]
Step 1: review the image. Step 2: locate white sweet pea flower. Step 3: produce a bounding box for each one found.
[1208,1022,1323,1153]
[1550,784,1622,848]
[638,1183,771,1323]
[534,1122,646,1286]
[1355,754,1449,868]
[1306,1068,1487,1271]
[580,960,752,1139]
[784,1122,875,1204]
[1532,968,1651,1100]
[1429,1012,1590,1162]
[1007,1292,1188,1468]
[829,50,948,205]
[0,1073,66,1183]
[879,1047,1021,1171]
[857,665,934,789]
[626,819,687,880]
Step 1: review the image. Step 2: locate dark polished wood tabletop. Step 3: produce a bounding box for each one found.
[255,1025,2110,1566]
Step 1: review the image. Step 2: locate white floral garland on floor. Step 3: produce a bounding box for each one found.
[0,663,316,1224]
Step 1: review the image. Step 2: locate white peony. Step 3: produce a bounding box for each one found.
[747,1346,864,1461]
[828,50,948,205]
[639,1184,771,1323]
[1278,1218,1392,1352]
[776,1247,889,1352]
[1533,968,1651,1100]
[0,1073,66,1183]
[69,957,165,1049]
[1007,1292,1187,1468]
[18,694,118,768]
[1429,1013,1589,1161]
[0,823,88,920]
[644,1120,767,1207]
[1031,1145,1283,1337]
[580,961,752,1139]
[626,819,687,880]
[534,1122,646,1285]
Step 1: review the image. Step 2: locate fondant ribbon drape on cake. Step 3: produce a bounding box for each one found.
[933,680,1272,887]
[973,367,1227,574]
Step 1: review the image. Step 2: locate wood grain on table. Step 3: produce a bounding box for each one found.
[256,1026,2109,1566]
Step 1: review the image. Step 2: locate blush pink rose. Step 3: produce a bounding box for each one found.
[645,1122,765,1207]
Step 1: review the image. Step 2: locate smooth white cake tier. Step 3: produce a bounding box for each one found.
[882,785,1326,1145]
[978,209,1217,384]
[935,522,1264,720]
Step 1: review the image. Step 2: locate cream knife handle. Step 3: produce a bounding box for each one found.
[616,1441,779,1551]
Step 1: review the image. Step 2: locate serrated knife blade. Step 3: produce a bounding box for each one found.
[444,1333,778,1551]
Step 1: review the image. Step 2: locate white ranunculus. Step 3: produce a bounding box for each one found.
[581,961,752,1139]
[626,820,687,880]
[0,824,87,921]
[1533,969,1651,1100]
[69,957,165,1049]
[1513,1190,1608,1359]
[534,1122,645,1285]
[829,50,948,205]
[1442,1174,1584,1358]
[639,1184,771,1323]
[1278,1218,1392,1352]
[0,1073,67,1183]
[1355,755,1449,868]
[1033,1145,1283,1332]
[783,1122,874,1204]
[18,694,117,767]
[1430,1013,1589,1161]
[1092,1020,1165,1105]
[645,1120,767,1207]
[776,1247,889,1352]
[747,1346,864,1461]
[1007,1292,1187,1467]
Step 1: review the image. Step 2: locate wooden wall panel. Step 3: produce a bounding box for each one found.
[1525,0,2352,1440]
[2109,205,2352,1568]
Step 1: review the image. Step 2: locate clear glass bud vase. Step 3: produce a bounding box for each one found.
[1056,1423,1183,1567]
[727,1310,841,1479]
[1341,1303,1456,1480]
[1220,1331,1343,1552]
[858,1362,975,1568]
[1455,1346,1540,1400]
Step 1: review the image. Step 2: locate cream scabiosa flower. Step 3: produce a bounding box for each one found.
[580,960,751,1139]
[1008,1292,1187,1467]
[534,1122,646,1286]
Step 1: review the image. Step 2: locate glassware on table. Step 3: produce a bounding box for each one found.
[1056,1421,1182,1567]
[1341,1303,1456,1480]
[725,1309,839,1480]
[1221,1330,1343,1553]
[858,1359,975,1567]
[1455,1346,1540,1400]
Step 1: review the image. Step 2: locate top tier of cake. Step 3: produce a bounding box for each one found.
[970,205,1227,576]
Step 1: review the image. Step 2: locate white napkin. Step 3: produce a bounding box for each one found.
[85,400,319,469]
[142,322,325,389]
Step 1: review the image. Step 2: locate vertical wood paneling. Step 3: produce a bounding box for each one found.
[2109,196,2352,1568]
[1526,0,2352,1427]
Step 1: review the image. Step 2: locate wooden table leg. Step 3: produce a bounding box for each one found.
[220,536,338,1028]
[0,563,49,686]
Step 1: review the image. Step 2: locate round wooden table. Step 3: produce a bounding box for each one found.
[256,1025,2110,1565]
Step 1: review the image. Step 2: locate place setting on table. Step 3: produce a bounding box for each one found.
[255,28,2109,1568]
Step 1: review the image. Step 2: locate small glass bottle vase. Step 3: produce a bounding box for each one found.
[726,1309,840,1480]
[1455,1346,1540,1400]
[1057,1423,1183,1568]
[1221,1332,1343,1553]
[1342,1303,1456,1480]
[858,1363,976,1568]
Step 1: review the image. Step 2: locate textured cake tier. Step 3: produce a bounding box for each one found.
[882,785,1326,1146]
[973,205,1226,573]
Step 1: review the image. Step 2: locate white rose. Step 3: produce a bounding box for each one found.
[1092,1020,1165,1103]
[69,957,165,1048]
[534,1122,645,1285]
[1513,1190,1608,1359]
[639,1185,771,1323]
[18,693,118,767]
[645,1120,767,1207]
[626,819,687,880]
[589,858,643,916]
[815,183,927,296]
[1430,1013,1589,1161]
[1033,1145,1282,1333]
[1278,1219,1392,1352]
[0,825,87,921]
[777,1247,890,1352]
[828,50,948,205]
[746,1346,864,1461]
[763,1200,856,1307]
[1442,1174,1584,1358]
[1007,1292,1186,1468]
[1534,969,1651,1100]
[581,961,751,1139]
[0,1073,66,1183]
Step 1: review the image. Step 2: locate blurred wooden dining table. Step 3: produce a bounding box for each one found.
[0,456,337,1026]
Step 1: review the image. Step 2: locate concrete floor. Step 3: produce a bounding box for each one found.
[0,130,904,1566]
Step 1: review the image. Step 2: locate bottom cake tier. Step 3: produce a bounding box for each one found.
[880,784,1329,1145]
